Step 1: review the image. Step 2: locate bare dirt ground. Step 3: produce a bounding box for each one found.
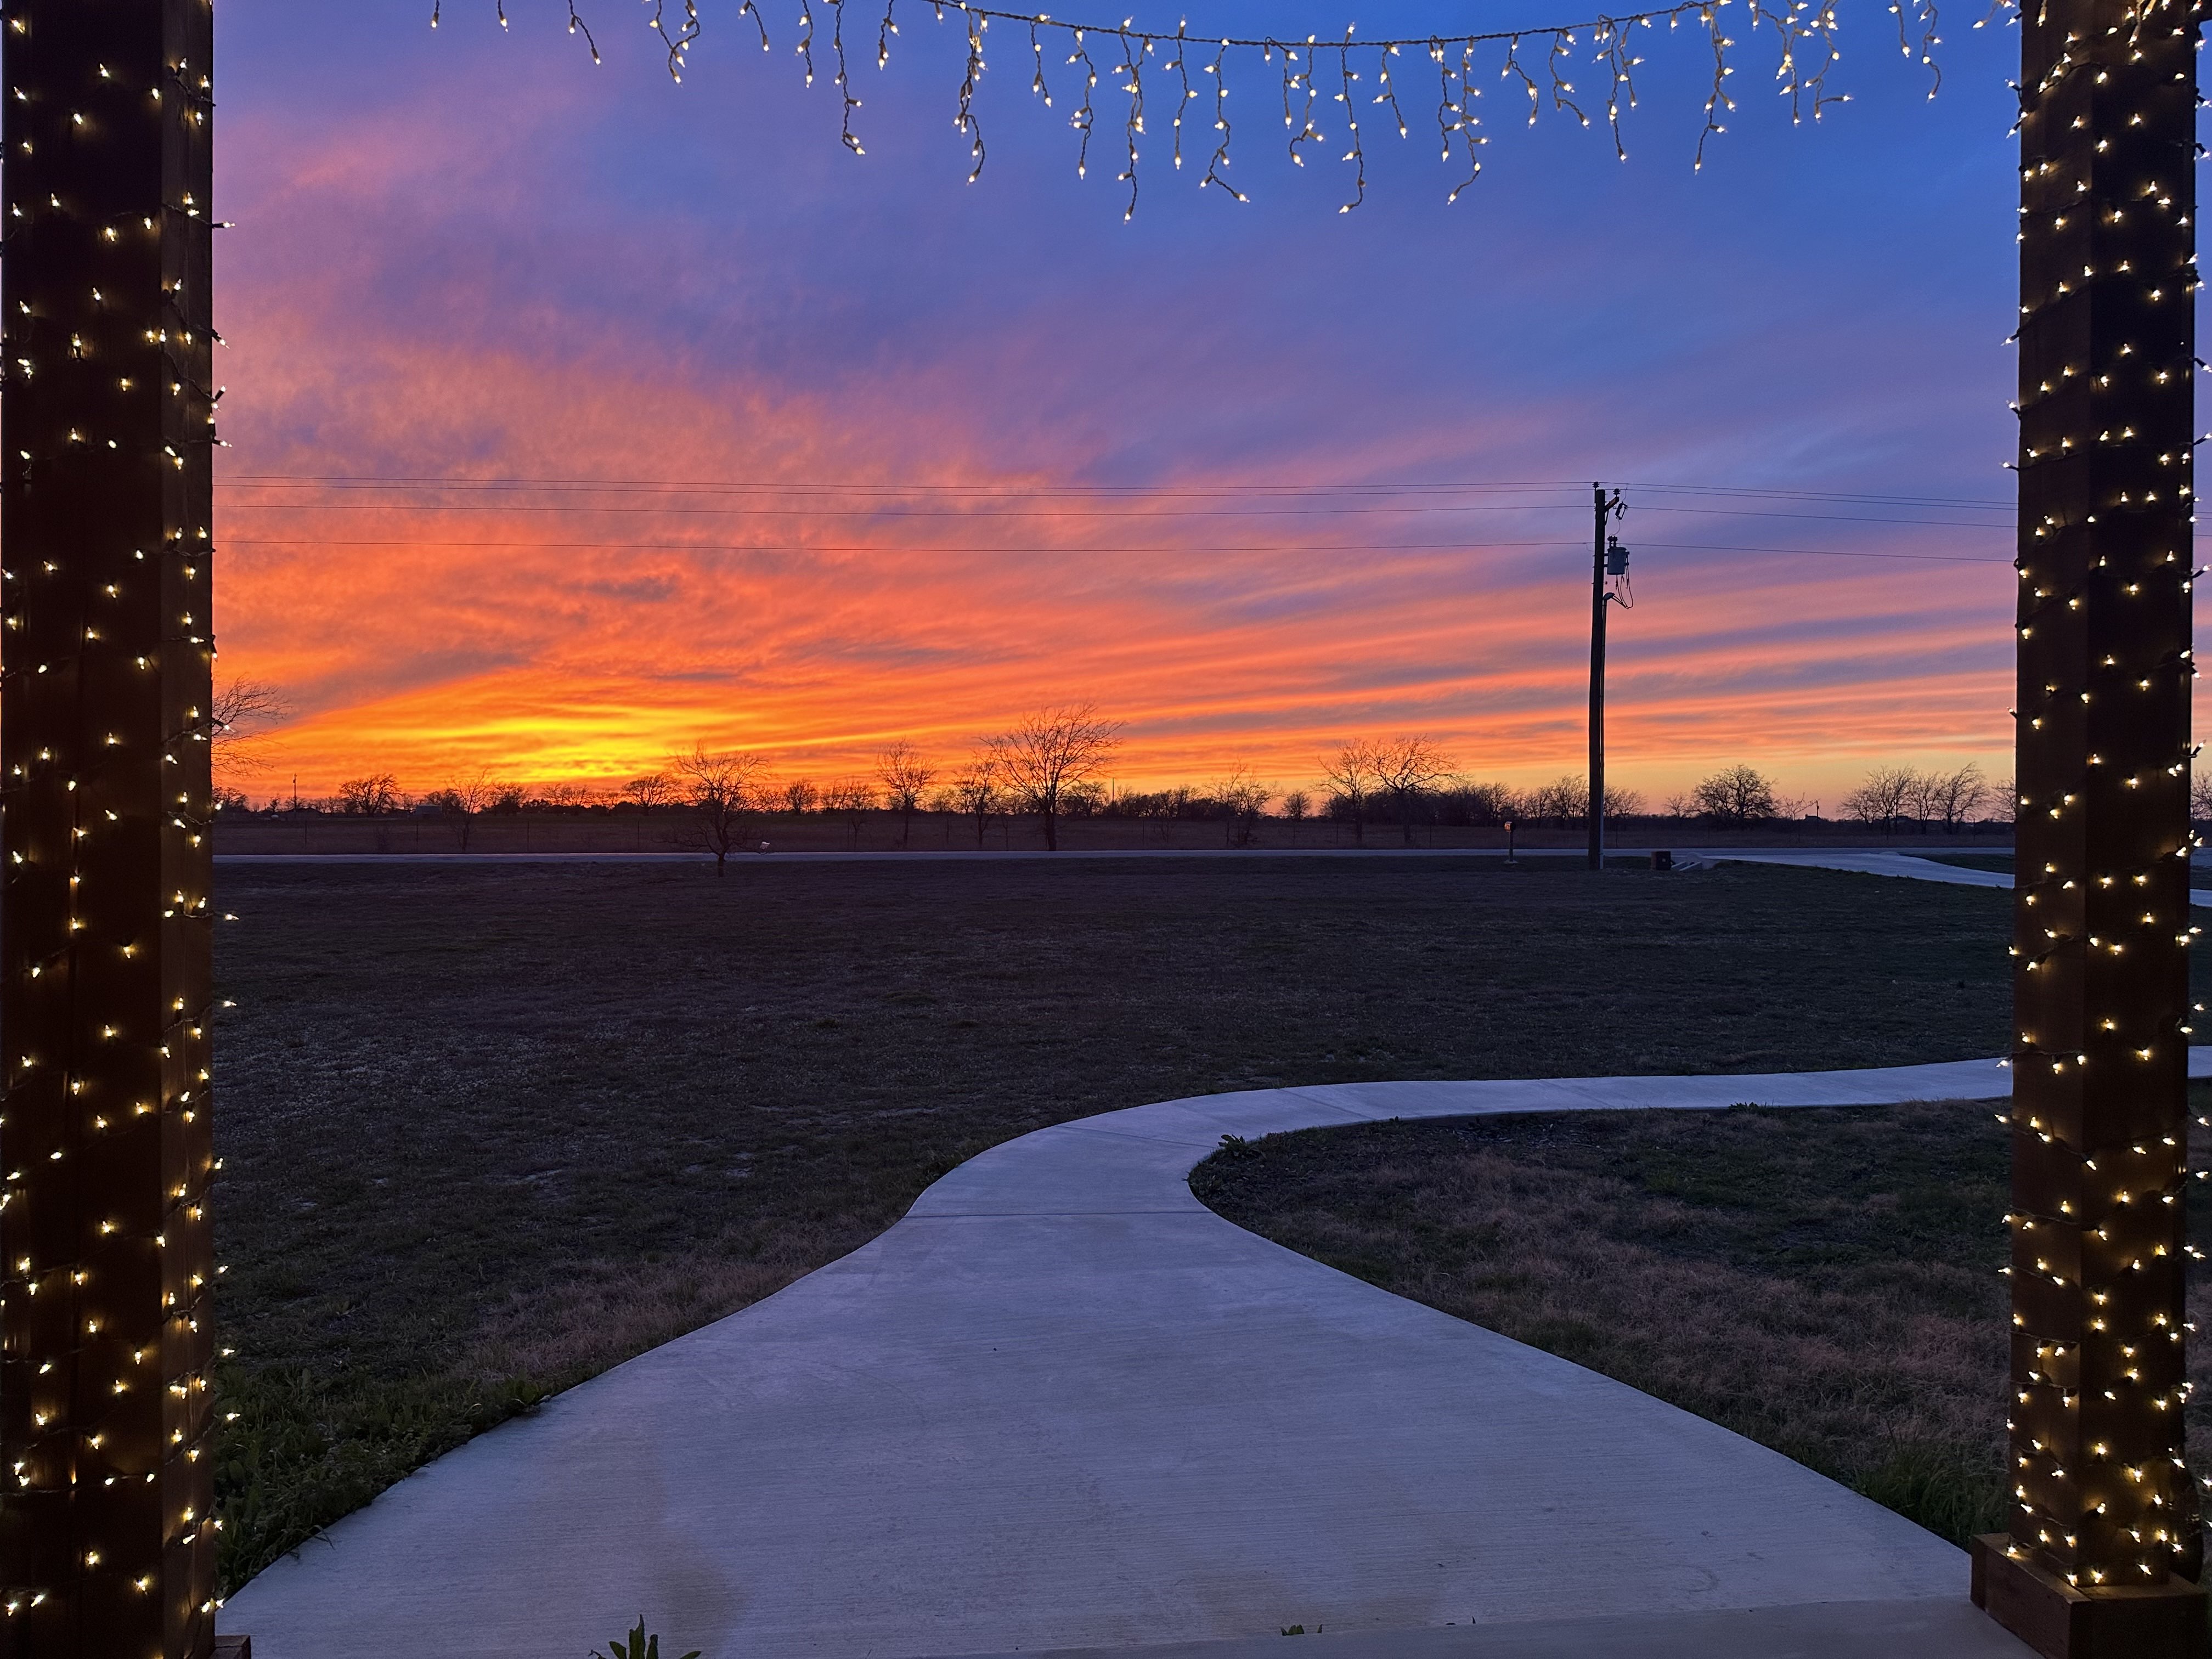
[211,855,2016,1587]
[213,806,2014,857]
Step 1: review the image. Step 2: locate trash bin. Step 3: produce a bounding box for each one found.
[1650,849,1673,871]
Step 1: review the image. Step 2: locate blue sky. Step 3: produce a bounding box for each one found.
[211,1,2060,804]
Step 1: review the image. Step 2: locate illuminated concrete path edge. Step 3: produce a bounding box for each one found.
[219,1044,2212,1659]
[215,844,2212,907]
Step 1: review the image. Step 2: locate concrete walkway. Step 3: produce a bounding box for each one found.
[1702,847,2212,910]
[223,1053,2212,1659]
[1699,849,2012,890]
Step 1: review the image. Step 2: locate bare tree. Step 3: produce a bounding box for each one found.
[427,768,506,851]
[819,778,877,849]
[626,771,675,814]
[1209,764,1273,848]
[2191,769,2212,826]
[947,749,1003,848]
[1691,764,1782,827]
[1281,788,1311,845]
[782,778,820,815]
[1451,781,1520,826]
[1371,736,1455,847]
[211,676,284,736]
[1529,776,1588,826]
[1319,740,1381,847]
[991,704,1122,851]
[1771,792,1818,822]
[1917,762,1989,833]
[337,774,403,816]
[210,675,286,792]
[673,744,769,874]
[1898,767,1936,831]
[876,742,938,848]
[1840,765,1918,834]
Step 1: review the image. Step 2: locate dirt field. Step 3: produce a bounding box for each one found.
[212,807,2014,857]
[210,855,2016,1586]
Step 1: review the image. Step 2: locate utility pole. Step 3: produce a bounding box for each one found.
[1970,0,2205,1650]
[1587,483,1626,870]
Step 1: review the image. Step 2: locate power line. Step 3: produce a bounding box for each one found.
[215,471,2016,510]
[210,501,2015,529]
[223,535,2015,564]
[216,501,1731,521]
[1626,504,2005,531]
[217,473,1588,496]
[1616,481,2011,512]
[1629,540,2010,565]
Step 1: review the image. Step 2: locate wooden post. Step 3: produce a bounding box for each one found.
[0,2,220,1656]
[1973,0,2207,1651]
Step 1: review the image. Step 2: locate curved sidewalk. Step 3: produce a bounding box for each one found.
[1700,849,2012,889]
[1699,846,2212,907]
[222,1053,2209,1659]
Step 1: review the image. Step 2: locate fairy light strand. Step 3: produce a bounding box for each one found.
[0,3,223,1646]
[468,0,1939,210]
[1979,0,2203,1624]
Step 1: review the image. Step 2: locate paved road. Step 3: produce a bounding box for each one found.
[220,1054,2146,1659]
[215,844,2018,866]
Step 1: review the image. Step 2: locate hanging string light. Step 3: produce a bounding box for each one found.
[453,0,1945,213]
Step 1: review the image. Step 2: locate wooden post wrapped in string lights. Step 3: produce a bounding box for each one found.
[1968,0,2206,1651]
[0,0,2176,1651]
[0,1,222,1656]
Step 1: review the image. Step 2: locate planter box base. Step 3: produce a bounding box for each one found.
[1971,1534,2206,1658]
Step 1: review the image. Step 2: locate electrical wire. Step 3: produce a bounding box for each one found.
[212,472,2027,558]
[222,535,2014,564]
[217,471,2015,510]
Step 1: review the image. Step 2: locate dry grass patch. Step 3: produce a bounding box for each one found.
[1193,1094,2212,1546]
[461,1248,831,1381]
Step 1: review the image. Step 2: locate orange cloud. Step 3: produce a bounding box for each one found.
[215,330,2017,805]
[211,64,2023,810]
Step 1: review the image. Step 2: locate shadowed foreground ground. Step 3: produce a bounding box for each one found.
[211,856,2018,1585]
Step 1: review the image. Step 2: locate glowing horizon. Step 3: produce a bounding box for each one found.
[211,4,2075,811]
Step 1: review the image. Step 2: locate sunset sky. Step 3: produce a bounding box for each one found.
[215,0,2066,808]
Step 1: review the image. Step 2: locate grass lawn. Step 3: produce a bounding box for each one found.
[1190,1091,2212,1549]
[211,856,2018,1588]
[1918,852,2015,874]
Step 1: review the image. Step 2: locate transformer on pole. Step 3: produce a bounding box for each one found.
[1587,484,1627,870]
[0,3,222,1655]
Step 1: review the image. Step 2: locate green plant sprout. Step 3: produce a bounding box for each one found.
[592,1616,701,1659]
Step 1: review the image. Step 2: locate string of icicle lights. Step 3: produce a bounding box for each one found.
[433,0,1954,215]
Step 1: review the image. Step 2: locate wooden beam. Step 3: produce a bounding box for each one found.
[0,2,219,1654]
[1976,0,2207,1651]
